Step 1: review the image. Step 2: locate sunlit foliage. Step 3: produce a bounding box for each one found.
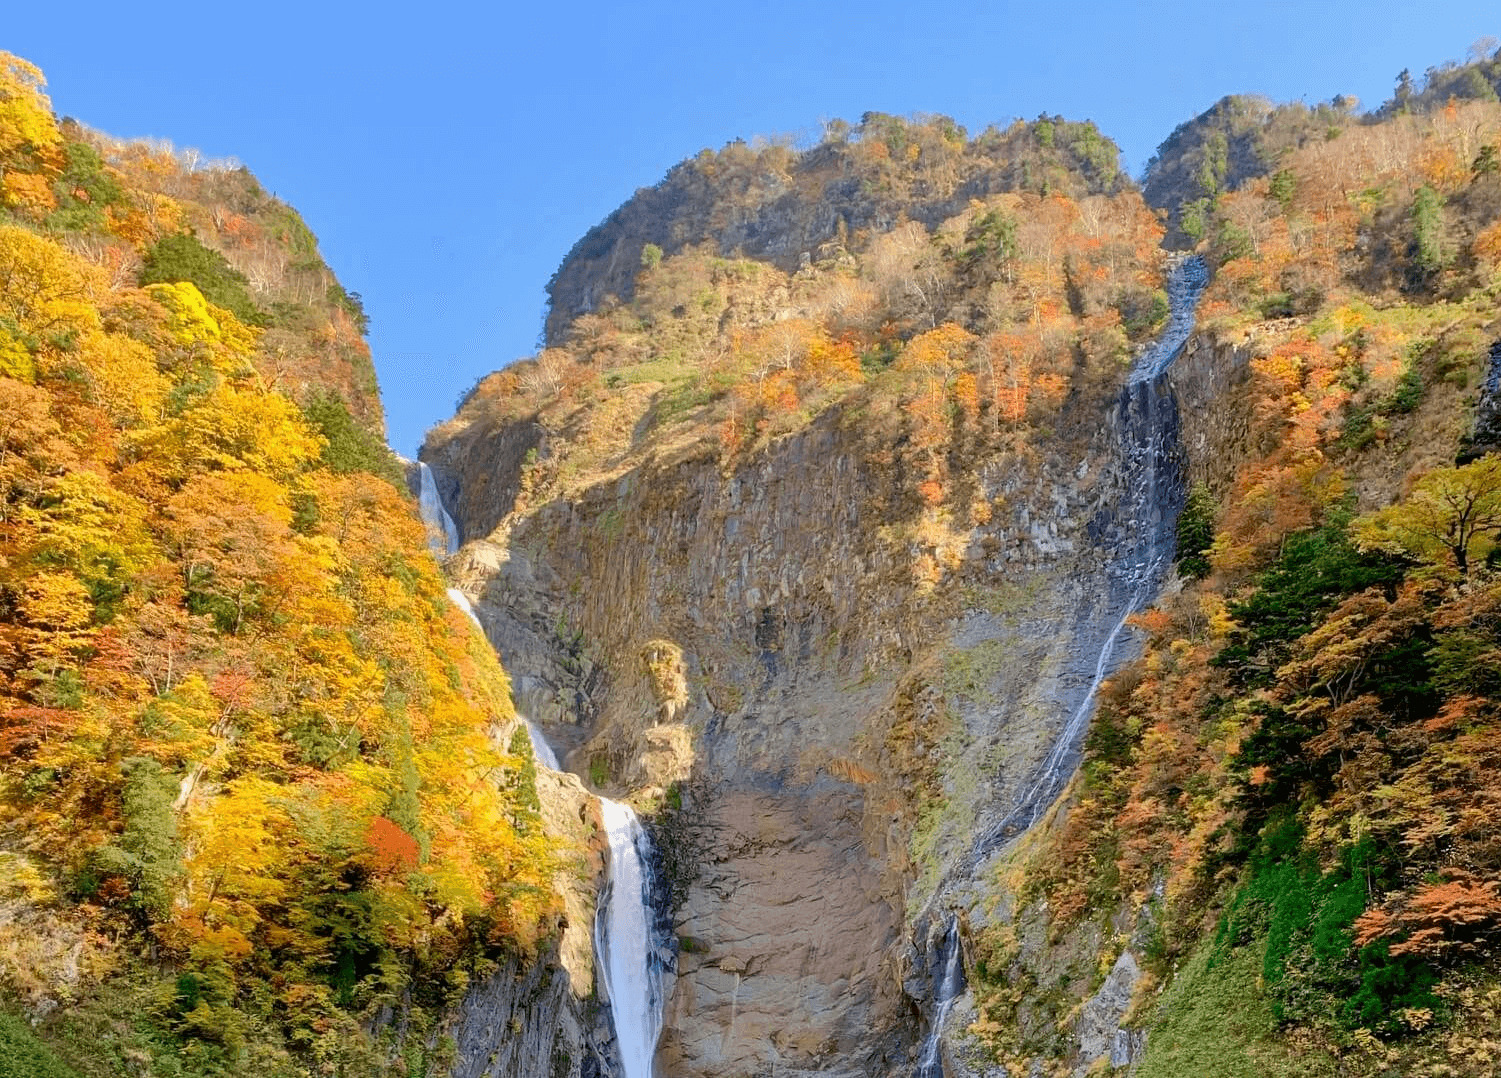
[0,51,556,1074]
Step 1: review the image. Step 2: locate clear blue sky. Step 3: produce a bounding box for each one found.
[7,2,1498,454]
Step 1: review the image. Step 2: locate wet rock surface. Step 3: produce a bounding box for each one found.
[428,260,1229,1075]
[1461,339,1501,462]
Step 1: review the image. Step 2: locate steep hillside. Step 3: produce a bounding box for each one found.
[544,111,1128,342]
[1141,94,1359,248]
[1144,47,1501,250]
[0,52,562,1077]
[973,79,1501,1078]
[430,111,1186,1076]
[426,43,1501,1078]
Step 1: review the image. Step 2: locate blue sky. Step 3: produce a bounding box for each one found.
[6,2,1499,454]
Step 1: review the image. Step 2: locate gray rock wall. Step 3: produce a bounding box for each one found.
[448,943,615,1078]
[427,301,1256,1075]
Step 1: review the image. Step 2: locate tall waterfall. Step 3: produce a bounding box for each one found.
[594,799,669,1078]
[915,917,964,1078]
[417,461,460,557]
[970,255,1208,860]
[416,477,668,1077]
[450,600,667,1077]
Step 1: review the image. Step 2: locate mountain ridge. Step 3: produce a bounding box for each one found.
[4,36,1501,1078]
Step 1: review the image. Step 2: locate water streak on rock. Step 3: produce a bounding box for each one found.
[418,461,460,557]
[915,917,964,1078]
[971,255,1207,861]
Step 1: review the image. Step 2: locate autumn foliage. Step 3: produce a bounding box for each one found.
[1010,68,1501,1053]
[0,52,555,1072]
[448,156,1165,551]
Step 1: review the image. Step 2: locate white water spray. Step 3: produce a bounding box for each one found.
[417,461,459,557]
[915,917,964,1078]
[594,798,667,1078]
[446,587,481,626]
[524,719,561,771]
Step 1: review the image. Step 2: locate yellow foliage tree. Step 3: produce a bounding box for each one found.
[1355,457,1501,577]
[0,53,61,202]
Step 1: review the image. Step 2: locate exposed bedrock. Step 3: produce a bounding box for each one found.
[427,268,1256,1076]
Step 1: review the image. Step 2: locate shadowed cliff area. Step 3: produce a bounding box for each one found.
[7,35,1501,1078]
[429,43,1501,1078]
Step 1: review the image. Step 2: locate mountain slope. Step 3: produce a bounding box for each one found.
[427,43,1501,1078]
[0,51,560,1077]
[544,111,1128,342]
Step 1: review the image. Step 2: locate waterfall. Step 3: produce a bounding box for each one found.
[446,587,481,626]
[524,719,561,771]
[507,716,665,1077]
[594,798,669,1078]
[915,917,964,1078]
[1128,255,1210,385]
[428,489,666,1077]
[444,587,563,773]
[971,255,1208,861]
[417,461,460,557]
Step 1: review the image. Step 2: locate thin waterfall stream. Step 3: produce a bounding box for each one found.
[915,917,964,1078]
[969,254,1208,865]
[414,471,668,1077]
[919,256,1208,1077]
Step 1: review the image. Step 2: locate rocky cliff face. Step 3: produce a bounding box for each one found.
[421,256,1259,1075]
[430,726,632,1078]
[428,65,1501,1078]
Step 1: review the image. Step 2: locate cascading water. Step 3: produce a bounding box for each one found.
[513,717,667,1077]
[970,254,1208,861]
[447,589,563,771]
[523,719,562,771]
[1128,255,1210,385]
[446,586,482,627]
[417,461,460,557]
[915,917,965,1078]
[906,255,1207,1076]
[450,594,562,781]
[449,605,667,1078]
[594,799,670,1078]
[416,474,668,1076]
[415,472,667,1073]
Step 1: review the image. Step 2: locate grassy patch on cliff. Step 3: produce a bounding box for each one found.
[0,1012,83,1078]
[1135,942,1339,1078]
